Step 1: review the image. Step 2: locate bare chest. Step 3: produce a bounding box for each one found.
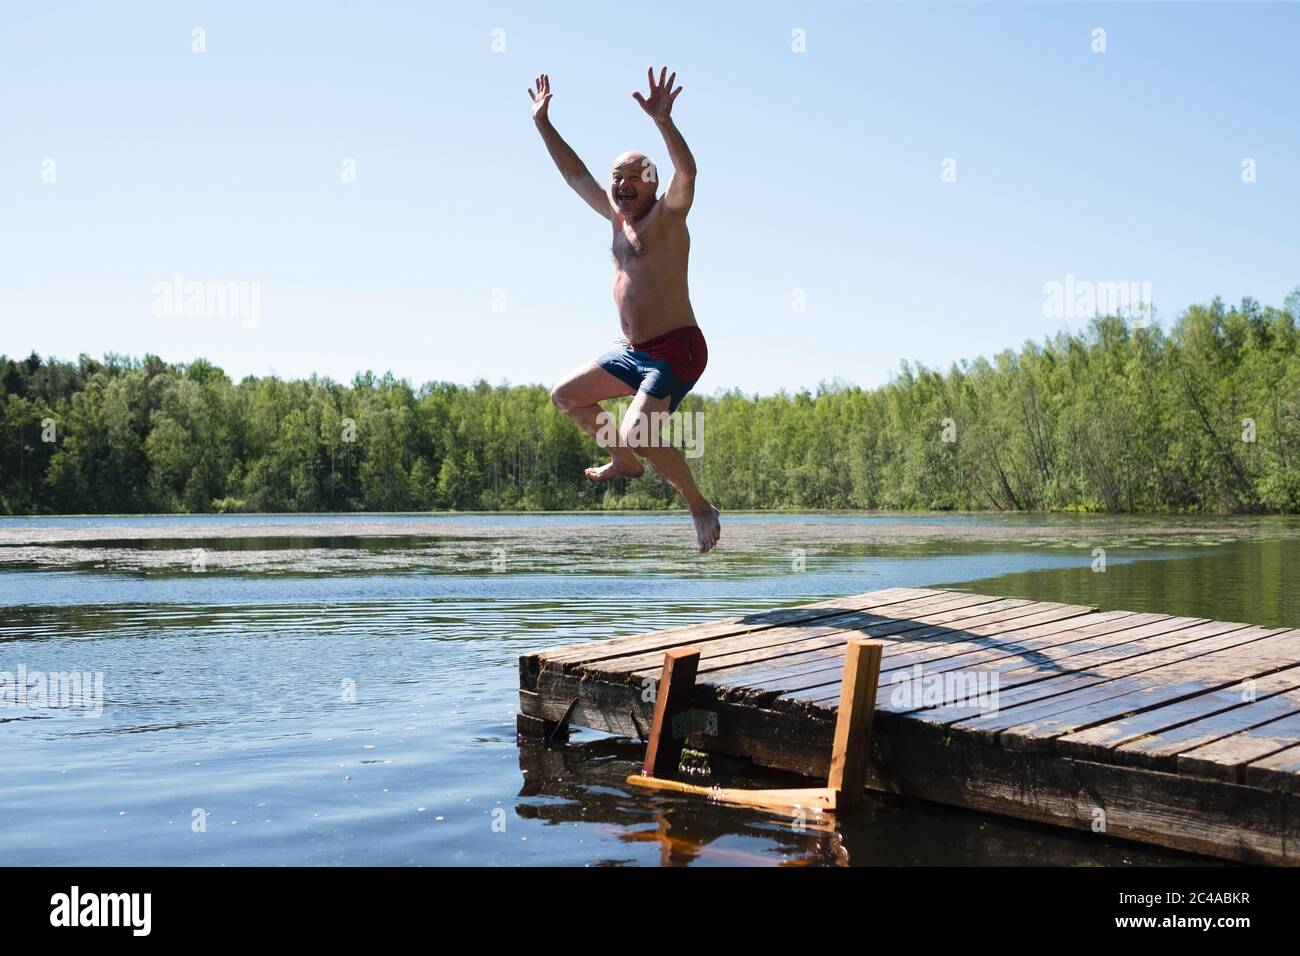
[610,212,685,272]
[611,219,652,268]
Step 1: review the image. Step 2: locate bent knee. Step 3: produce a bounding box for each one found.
[549,383,571,412]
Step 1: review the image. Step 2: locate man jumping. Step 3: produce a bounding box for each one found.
[530,67,721,554]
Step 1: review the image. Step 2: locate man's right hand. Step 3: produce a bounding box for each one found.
[528,73,553,122]
[530,73,611,220]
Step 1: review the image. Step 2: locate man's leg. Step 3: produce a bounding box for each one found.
[620,390,721,554]
[550,361,643,479]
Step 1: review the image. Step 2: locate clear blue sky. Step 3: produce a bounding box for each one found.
[3,1,1297,394]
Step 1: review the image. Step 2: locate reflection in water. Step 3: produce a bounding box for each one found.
[1,513,1294,865]
[945,538,1300,628]
[515,737,1214,866]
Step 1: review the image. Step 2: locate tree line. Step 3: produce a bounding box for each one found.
[3,293,1300,515]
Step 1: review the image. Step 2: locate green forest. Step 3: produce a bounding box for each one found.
[4,293,1300,516]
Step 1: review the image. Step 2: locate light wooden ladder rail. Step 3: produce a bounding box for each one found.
[627,639,885,816]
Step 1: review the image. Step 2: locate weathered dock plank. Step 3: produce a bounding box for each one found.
[518,587,1300,864]
[605,591,1007,677]
[708,601,1106,694]
[993,637,1300,752]
[1102,683,1300,769]
[531,587,932,668]
[1053,669,1300,764]
[797,614,1216,710]
[712,608,1151,691]
[1247,745,1300,794]
[1178,710,1300,781]
[882,619,1275,728]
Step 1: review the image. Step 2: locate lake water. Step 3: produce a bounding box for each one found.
[3,511,1298,866]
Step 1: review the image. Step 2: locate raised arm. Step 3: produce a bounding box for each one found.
[529,73,611,221]
[633,67,695,215]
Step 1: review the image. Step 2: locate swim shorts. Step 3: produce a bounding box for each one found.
[596,325,708,413]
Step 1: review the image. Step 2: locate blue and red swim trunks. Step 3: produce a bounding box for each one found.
[597,324,708,413]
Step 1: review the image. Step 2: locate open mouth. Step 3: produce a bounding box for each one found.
[616,189,636,201]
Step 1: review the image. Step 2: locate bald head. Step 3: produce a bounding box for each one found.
[612,151,656,178]
[610,151,659,218]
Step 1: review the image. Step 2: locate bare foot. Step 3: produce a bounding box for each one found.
[692,506,721,554]
[584,457,645,482]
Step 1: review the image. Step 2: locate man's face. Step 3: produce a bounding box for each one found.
[610,152,657,218]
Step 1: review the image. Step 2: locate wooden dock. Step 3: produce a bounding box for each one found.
[518,587,1300,864]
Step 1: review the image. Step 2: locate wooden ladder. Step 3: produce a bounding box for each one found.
[626,639,884,816]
